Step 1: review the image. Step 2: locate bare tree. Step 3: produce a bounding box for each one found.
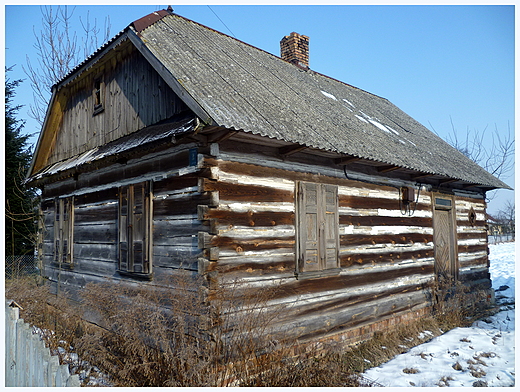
[24,6,111,126]
[447,117,514,182]
[496,200,515,241]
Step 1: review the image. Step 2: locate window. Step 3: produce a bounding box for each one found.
[54,197,74,264]
[118,182,152,275]
[93,77,104,114]
[296,182,339,275]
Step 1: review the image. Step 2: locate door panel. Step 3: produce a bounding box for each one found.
[433,196,457,280]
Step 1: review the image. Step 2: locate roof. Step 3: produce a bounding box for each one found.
[131,12,507,190]
[29,115,197,183]
[30,10,509,190]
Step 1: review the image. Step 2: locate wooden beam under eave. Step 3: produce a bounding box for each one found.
[207,129,238,143]
[377,165,401,173]
[411,173,433,180]
[279,144,307,156]
[334,156,360,165]
[439,179,458,186]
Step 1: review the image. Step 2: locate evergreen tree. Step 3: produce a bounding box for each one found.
[5,68,36,257]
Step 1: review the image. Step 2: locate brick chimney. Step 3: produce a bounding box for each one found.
[280,32,309,69]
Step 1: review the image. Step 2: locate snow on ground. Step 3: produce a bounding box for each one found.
[363,242,515,387]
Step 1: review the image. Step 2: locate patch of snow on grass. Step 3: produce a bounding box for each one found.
[363,241,515,387]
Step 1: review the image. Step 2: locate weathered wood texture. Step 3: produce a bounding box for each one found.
[40,144,206,292]
[198,154,439,342]
[38,136,491,346]
[48,45,187,165]
[454,197,490,286]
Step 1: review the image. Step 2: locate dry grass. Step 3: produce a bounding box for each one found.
[5,273,495,387]
[5,276,85,361]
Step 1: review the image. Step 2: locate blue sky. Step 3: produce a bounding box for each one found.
[3,4,515,214]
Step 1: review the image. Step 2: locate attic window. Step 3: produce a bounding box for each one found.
[93,77,104,115]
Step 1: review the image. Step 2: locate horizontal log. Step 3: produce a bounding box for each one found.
[70,257,117,276]
[458,255,488,269]
[457,243,488,255]
[296,283,427,318]
[289,296,430,343]
[74,243,117,262]
[200,178,294,203]
[153,192,216,216]
[152,247,200,270]
[264,264,434,302]
[340,233,433,247]
[207,158,396,193]
[456,219,486,228]
[202,209,294,227]
[340,248,435,268]
[339,194,431,212]
[75,203,118,224]
[340,215,432,228]
[215,258,296,275]
[74,224,117,244]
[456,231,487,241]
[152,219,205,244]
[211,236,295,252]
[73,188,118,206]
[152,175,199,195]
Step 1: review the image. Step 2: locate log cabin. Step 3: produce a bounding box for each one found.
[26,9,510,346]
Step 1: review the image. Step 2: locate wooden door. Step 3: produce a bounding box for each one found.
[433,195,457,280]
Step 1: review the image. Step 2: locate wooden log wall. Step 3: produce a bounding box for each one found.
[454,196,490,287]
[48,42,187,166]
[198,151,438,343]
[40,142,208,297]
[38,132,492,345]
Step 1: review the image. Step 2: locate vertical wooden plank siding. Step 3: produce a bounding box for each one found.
[48,45,187,166]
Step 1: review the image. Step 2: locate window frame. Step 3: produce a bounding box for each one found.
[93,76,105,115]
[118,181,153,277]
[295,181,340,278]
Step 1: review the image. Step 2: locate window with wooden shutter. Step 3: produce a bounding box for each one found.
[54,197,74,265]
[118,182,152,275]
[296,182,339,276]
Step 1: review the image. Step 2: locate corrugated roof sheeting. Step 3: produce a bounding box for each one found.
[37,11,506,190]
[135,14,507,189]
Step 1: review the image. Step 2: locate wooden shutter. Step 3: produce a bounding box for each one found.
[119,186,129,272]
[62,198,74,263]
[323,184,339,270]
[119,182,151,274]
[297,182,339,273]
[54,199,61,263]
[54,197,74,264]
[132,182,145,273]
[298,182,320,272]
